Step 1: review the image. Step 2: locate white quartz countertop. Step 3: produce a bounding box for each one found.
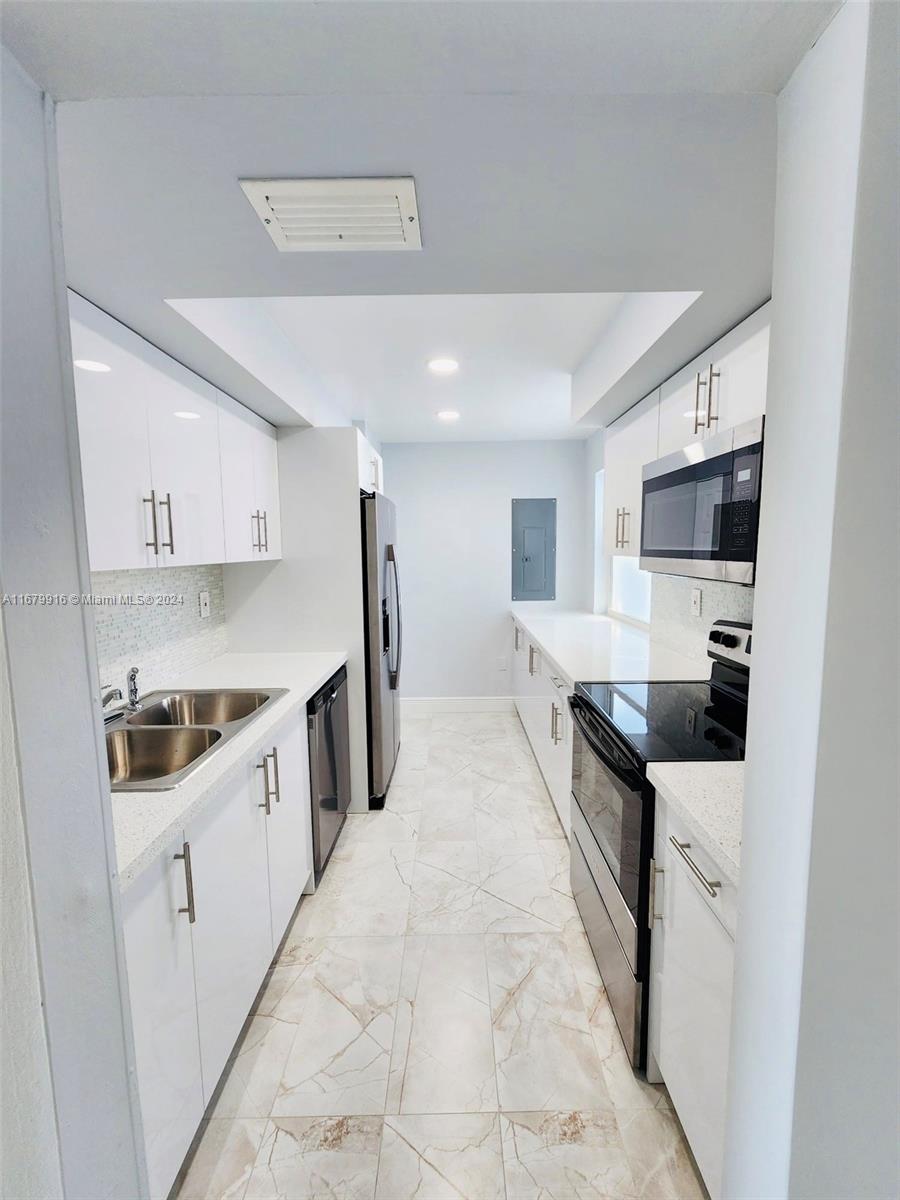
[511,610,710,686]
[647,760,744,887]
[111,651,347,891]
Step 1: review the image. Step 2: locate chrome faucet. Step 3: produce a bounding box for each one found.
[100,684,123,709]
[127,666,142,712]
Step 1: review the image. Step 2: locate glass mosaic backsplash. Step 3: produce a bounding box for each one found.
[91,565,227,697]
[650,572,754,662]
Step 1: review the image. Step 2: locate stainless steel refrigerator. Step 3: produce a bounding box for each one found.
[361,493,402,808]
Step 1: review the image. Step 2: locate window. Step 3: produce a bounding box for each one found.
[610,556,652,626]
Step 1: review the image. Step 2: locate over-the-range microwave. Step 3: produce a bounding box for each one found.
[639,417,764,585]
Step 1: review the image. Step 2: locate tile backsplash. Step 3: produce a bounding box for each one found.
[91,565,227,696]
[650,573,754,661]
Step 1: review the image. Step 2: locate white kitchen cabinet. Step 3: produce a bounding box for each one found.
[650,801,736,1199]
[120,841,204,1200]
[143,352,225,567]
[603,388,659,558]
[511,622,572,837]
[185,761,273,1101]
[259,713,313,948]
[218,393,282,562]
[657,303,770,458]
[70,297,158,571]
[356,429,384,494]
[543,671,573,836]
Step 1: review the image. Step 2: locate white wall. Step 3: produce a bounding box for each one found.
[724,4,899,1197]
[583,429,605,611]
[0,46,144,1198]
[223,427,369,811]
[381,440,587,697]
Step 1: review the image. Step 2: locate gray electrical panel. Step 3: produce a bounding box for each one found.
[511,498,557,601]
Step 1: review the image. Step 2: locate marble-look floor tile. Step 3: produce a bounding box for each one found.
[590,1004,670,1113]
[615,1108,706,1200]
[376,1114,505,1200]
[386,780,426,814]
[273,937,403,1116]
[244,1116,382,1199]
[408,841,483,933]
[179,1118,268,1200]
[424,737,477,786]
[501,1110,636,1199]
[486,933,610,1112]
[337,808,420,844]
[419,778,477,841]
[479,843,562,933]
[289,842,413,936]
[473,780,539,844]
[387,935,498,1114]
[210,1016,298,1119]
[526,784,565,839]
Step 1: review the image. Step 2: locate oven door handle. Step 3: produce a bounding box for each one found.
[569,696,642,785]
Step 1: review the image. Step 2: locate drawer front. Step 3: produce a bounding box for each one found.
[663,805,738,940]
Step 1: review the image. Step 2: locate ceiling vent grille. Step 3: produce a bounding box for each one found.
[239,177,421,252]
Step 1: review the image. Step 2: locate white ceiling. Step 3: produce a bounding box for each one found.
[173,293,626,441]
[2,0,840,428]
[1,1,839,100]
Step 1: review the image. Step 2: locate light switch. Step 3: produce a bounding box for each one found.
[198,590,210,620]
[691,587,703,617]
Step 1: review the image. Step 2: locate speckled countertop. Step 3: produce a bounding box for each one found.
[647,760,744,887]
[511,611,710,687]
[111,651,346,891]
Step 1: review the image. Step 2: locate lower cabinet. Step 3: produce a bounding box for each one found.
[511,621,573,836]
[122,708,313,1198]
[120,850,205,1200]
[650,801,736,1200]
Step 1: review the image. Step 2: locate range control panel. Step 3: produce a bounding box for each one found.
[707,620,752,668]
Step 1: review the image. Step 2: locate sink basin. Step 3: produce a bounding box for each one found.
[127,690,272,727]
[106,727,221,789]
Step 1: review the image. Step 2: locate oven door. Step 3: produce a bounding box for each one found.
[569,696,647,970]
[639,420,762,584]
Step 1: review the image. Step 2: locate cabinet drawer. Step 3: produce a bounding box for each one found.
[662,806,737,940]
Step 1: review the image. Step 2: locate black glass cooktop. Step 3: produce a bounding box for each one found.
[575,678,747,763]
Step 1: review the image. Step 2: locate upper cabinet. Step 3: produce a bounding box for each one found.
[218,394,282,562]
[69,293,281,571]
[604,388,660,558]
[356,429,384,494]
[658,302,770,459]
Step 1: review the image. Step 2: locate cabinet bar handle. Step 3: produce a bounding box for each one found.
[143,490,160,554]
[251,511,261,551]
[514,625,521,651]
[621,508,630,548]
[269,746,280,802]
[693,372,708,434]
[257,754,274,814]
[648,858,663,926]
[668,836,722,897]
[159,492,175,554]
[706,362,721,427]
[261,510,269,552]
[528,645,536,675]
[174,842,196,923]
[614,508,621,549]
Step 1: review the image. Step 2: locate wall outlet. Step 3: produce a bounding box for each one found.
[198,590,211,620]
[691,587,703,617]
[497,656,508,673]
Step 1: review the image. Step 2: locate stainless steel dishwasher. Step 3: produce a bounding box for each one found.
[307,666,351,881]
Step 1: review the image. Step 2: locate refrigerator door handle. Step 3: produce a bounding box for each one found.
[387,542,402,690]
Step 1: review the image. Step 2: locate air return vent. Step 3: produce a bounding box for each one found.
[239,177,422,252]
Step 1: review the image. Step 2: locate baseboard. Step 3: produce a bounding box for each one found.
[400,696,516,716]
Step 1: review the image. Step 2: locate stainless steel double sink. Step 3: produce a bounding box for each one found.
[105,689,287,791]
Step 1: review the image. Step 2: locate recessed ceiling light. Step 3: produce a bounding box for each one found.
[428,357,459,375]
[436,410,460,422]
[74,359,111,372]
[174,410,201,420]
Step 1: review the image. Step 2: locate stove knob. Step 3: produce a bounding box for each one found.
[720,634,740,648]
[709,630,723,644]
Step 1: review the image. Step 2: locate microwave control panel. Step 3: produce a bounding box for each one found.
[730,447,761,549]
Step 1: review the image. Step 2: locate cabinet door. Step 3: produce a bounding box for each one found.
[218,394,259,563]
[259,714,313,948]
[356,430,382,494]
[658,356,710,459]
[70,300,157,571]
[144,352,225,567]
[708,306,770,433]
[254,422,282,560]
[186,761,273,1101]
[121,843,204,1200]
[511,624,528,722]
[657,833,735,1199]
[604,389,659,558]
[545,679,573,838]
